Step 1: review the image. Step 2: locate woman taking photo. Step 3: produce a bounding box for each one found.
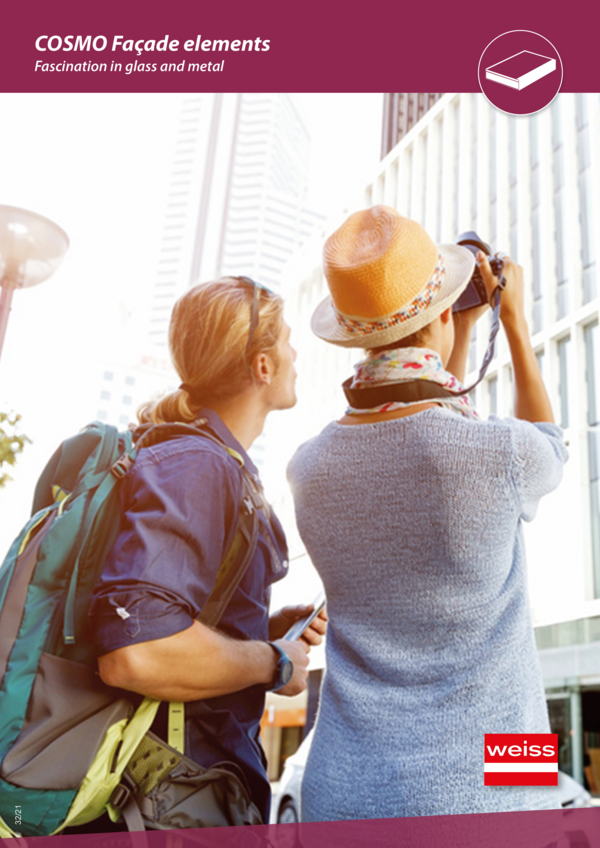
[287,206,567,820]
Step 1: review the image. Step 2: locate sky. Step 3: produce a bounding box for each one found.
[0,91,383,558]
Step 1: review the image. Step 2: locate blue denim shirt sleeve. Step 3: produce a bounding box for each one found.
[90,437,242,653]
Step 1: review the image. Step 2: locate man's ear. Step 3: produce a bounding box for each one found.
[252,352,272,385]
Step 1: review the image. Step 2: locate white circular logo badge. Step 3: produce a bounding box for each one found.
[479,30,563,115]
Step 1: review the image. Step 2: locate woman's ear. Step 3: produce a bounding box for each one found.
[440,306,453,325]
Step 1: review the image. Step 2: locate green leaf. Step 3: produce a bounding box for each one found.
[0,410,31,489]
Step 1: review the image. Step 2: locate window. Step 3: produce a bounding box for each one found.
[551,97,563,150]
[529,115,539,168]
[506,366,514,416]
[489,110,497,245]
[468,324,478,373]
[552,101,568,318]
[100,390,111,401]
[509,118,517,186]
[554,191,569,318]
[488,375,498,416]
[586,323,600,426]
[557,336,572,429]
[103,371,114,381]
[584,322,600,596]
[578,173,597,302]
[531,205,543,333]
[470,96,477,224]
[576,97,597,303]
[529,117,543,333]
[122,395,133,406]
[535,348,546,381]
[453,99,460,237]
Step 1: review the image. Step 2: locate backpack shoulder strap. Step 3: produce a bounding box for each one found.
[165,468,263,756]
[132,421,265,763]
[197,469,262,629]
[131,420,262,629]
[131,420,244,471]
[31,422,124,515]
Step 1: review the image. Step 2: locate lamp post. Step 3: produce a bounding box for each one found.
[0,206,69,362]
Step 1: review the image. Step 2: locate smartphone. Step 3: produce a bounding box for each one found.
[283,594,326,641]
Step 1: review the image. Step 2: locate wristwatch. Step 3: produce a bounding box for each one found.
[266,641,294,691]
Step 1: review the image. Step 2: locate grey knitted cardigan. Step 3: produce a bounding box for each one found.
[287,409,567,821]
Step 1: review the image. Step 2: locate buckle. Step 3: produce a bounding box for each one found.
[111,453,135,479]
[110,782,132,809]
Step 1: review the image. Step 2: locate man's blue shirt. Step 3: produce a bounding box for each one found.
[90,409,289,819]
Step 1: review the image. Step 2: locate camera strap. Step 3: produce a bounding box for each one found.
[342,281,506,409]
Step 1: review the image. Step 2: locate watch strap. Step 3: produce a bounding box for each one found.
[266,641,293,692]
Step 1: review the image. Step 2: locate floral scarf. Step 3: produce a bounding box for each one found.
[347,347,479,419]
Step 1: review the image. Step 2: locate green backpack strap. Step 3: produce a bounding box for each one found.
[61,428,135,645]
[31,423,123,514]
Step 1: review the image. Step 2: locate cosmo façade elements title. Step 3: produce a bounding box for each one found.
[35,34,271,55]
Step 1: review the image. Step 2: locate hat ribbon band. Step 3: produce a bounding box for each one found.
[334,254,446,336]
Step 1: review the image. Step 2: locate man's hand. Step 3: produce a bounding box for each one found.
[269,604,328,646]
[98,619,315,702]
[98,607,327,703]
[271,638,311,697]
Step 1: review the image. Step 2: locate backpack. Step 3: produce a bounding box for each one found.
[0,419,263,837]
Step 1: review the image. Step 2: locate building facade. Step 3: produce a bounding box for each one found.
[381,93,443,156]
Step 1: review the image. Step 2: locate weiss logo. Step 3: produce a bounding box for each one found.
[484,734,558,785]
[486,743,556,757]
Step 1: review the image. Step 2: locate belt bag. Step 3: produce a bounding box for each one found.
[117,732,263,830]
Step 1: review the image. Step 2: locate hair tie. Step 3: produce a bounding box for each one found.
[180,383,194,394]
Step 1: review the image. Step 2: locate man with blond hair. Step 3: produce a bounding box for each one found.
[90,277,325,828]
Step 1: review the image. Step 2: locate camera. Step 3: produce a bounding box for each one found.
[452,231,502,313]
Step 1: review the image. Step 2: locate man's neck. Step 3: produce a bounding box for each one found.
[209,392,268,451]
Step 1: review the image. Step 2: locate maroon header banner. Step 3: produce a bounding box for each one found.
[0,0,596,93]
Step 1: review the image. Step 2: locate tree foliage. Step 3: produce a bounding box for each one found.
[0,412,31,488]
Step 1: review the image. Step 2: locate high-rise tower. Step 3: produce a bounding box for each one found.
[95,93,324,428]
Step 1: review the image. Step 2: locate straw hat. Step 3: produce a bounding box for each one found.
[311,205,475,348]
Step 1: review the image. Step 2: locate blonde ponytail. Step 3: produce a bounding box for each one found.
[138,277,284,424]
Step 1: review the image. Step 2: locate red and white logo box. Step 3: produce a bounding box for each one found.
[484,734,558,786]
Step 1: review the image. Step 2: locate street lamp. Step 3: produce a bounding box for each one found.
[0,205,69,362]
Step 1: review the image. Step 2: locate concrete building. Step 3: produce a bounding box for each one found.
[280,92,600,790]
[381,93,443,155]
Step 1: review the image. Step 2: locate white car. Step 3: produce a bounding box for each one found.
[271,729,313,823]
[271,730,595,825]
